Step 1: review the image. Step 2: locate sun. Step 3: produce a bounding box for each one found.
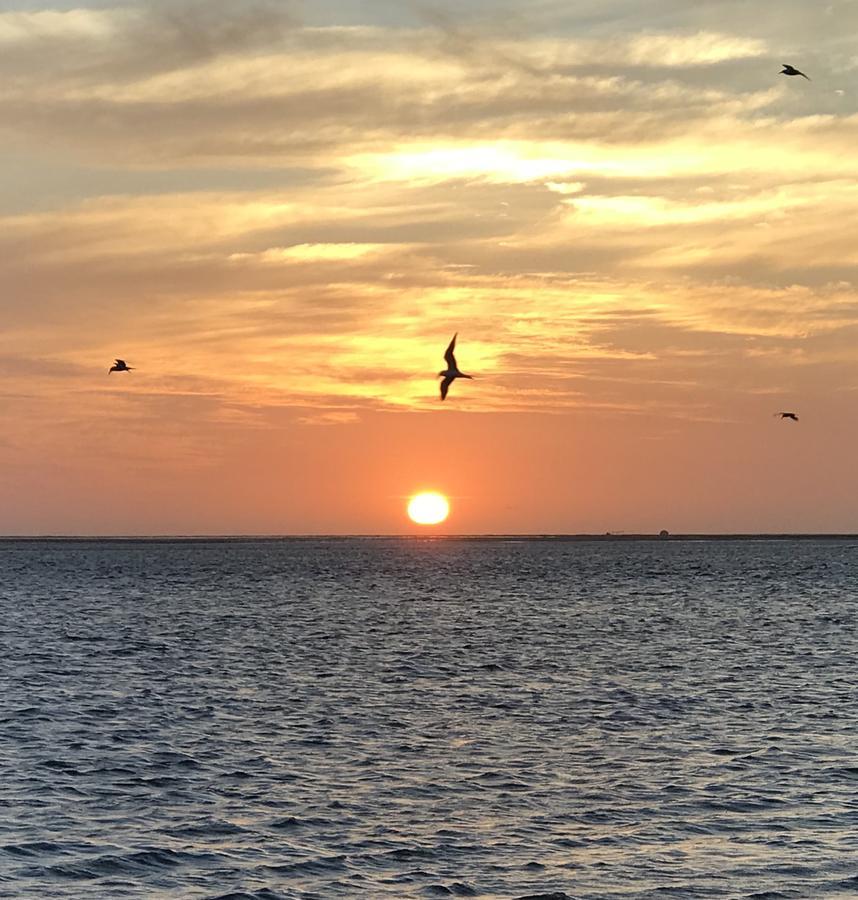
[407,491,450,526]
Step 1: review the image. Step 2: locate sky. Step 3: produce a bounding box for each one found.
[3,0,858,534]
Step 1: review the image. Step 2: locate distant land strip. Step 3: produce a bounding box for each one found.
[2,534,858,543]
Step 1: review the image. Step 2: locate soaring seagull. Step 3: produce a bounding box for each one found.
[439,333,472,401]
[775,412,799,421]
[109,359,134,374]
[781,64,810,80]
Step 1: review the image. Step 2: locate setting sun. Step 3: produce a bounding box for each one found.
[407,491,450,526]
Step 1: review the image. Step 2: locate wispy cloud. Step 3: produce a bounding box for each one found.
[4,0,858,531]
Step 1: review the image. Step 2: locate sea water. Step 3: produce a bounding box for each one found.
[2,538,858,899]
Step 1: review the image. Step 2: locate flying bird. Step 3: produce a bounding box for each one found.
[781,64,810,80]
[438,333,472,401]
[109,359,134,374]
[775,412,799,421]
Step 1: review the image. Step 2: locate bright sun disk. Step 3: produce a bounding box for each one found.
[407,491,450,525]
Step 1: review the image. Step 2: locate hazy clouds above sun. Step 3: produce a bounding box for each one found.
[3,0,858,532]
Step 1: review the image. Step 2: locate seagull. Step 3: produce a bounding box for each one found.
[775,412,799,421]
[438,333,472,401]
[781,64,810,80]
[109,359,134,374]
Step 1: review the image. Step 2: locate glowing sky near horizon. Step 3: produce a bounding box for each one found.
[3,0,858,534]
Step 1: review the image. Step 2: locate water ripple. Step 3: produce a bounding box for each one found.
[2,537,858,897]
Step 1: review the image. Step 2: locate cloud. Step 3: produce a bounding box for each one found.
[0,1,300,72]
[0,8,792,168]
[2,1,858,449]
[0,9,116,45]
[296,411,361,425]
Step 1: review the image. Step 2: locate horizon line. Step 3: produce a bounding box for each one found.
[2,532,858,542]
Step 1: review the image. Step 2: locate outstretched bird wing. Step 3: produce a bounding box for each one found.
[444,333,458,370]
[115,359,126,366]
[440,375,454,401]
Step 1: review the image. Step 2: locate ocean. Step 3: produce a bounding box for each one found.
[2,537,858,899]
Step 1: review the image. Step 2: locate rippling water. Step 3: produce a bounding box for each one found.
[3,538,858,899]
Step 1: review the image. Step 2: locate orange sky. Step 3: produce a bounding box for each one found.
[2,0,858,534]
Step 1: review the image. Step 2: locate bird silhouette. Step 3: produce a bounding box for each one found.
[775,412,799,421]
[781,64,810,80]
[438,333,472,400]
[109,359,134,374]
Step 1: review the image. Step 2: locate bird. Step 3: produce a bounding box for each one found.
[108,359,134,374]
[781,64,810,80]
[438,333,472,401]
[775,412,799,421]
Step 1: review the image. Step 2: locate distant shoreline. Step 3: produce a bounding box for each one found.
[1,533,858,543]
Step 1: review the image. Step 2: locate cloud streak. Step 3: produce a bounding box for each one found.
[4,0,858,531]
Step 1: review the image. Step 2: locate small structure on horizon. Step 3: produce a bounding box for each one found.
[659,529,670,539]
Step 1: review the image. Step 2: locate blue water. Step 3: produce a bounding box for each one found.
[2,538,858,899]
